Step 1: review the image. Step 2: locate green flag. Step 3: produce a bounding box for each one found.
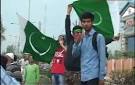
[72,0,114,40]
[18,15,58,63]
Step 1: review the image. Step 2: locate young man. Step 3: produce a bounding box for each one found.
[64,4,83,85]
[73,12,107,85]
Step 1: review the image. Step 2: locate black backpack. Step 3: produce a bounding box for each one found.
[65,32,109,71]
[92,32,109,59]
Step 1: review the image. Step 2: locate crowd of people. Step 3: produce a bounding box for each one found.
[1,4,108,85]
[1,52,40,85]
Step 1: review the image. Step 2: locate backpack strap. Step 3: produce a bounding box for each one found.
[92,32,98,52]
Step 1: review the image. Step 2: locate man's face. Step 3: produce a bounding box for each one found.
[81,18,93,31]
[6,56,14,63]
[73,32,82,42]
[29,56,33,63]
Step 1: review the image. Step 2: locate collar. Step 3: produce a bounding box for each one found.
[85,27,96,36]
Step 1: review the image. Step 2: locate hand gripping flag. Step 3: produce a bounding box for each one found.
[72,0,114,42]
[18,14,58,63]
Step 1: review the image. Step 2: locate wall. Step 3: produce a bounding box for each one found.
[107,58,135,75]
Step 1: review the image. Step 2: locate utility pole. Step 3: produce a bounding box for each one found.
[38,21,41,31]
[28,0,31,20]
[17,35,20,55]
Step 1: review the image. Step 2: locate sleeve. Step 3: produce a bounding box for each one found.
[97,34,107,80]
[36,65,40,82]
[24,66,27,81]
[65,15,73,45]
[1,66,20,85]
[50,59,53,68]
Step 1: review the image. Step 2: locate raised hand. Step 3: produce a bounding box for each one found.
[67,4,72,15]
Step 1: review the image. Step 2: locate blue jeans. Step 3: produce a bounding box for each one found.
[52,74,65,85]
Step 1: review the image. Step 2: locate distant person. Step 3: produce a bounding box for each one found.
[23,53,40,85]
[50,35,67,85]
[19,53,29,81]
[5,53,22,82]
[5,53,21,72]
[0,55,20,85]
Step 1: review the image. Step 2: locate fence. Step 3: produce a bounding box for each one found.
[107,58,135,75]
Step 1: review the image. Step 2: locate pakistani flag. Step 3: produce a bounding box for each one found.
[72,0,114,40]
[18,14,58,63]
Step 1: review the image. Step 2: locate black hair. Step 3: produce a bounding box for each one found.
[72,25,83,33]
[14,55,17,61]
[80,12,94,22]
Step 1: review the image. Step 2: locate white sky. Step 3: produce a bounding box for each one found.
[1,0,132,53]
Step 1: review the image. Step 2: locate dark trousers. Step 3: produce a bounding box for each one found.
[81,78,99,85]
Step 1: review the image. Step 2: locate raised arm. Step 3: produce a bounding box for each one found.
[65,4,73,44]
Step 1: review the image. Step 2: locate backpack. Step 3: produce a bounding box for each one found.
[92,32,108,59]
[65,32,109,71]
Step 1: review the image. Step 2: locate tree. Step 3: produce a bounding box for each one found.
[1,19,5,41]
[127,51,135,58]
[108,50,114,59]
[114,50,123,58]
[6,45,16,53]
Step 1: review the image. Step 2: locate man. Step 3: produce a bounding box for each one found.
[73,12,107,85]
[64,4,83,85]
[23,53,40,85]
[5,53,15,65]
[0,55,20,85]
[5,53,22,82]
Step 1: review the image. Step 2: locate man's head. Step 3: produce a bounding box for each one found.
[23,53,29,61]
[72,25,83,42]
[5,53,14,63]
[24,53,33,64]
[80,12,94,31]
[28,54,33,64]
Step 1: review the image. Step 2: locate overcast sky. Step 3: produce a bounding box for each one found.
[1,0,133,53]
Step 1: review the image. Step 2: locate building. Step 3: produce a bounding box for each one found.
[120,2,135,55]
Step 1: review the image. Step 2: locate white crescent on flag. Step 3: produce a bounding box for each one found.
[93,11,103,26]
[29,32,52,56]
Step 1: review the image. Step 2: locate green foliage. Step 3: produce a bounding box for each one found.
[6,45,16,53]
[108,50,123,59]
[0,24,5,41]
[114,50,123,58]
[108,50,135,59]
[127,51,135,58]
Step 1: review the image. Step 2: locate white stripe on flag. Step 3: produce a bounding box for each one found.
[17,13,28,51]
